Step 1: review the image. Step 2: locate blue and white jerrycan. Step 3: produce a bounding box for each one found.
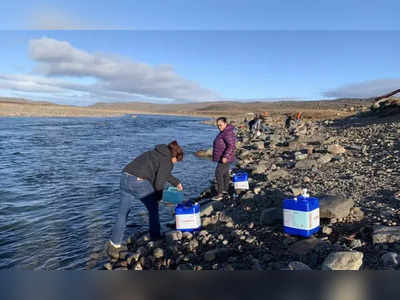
[175,202,201,232]
[233,172,249,190]
[283,189,320,237]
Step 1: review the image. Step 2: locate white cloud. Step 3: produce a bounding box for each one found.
[323,79,400,98]
[0,37,220,104]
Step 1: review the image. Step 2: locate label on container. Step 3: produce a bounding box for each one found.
[283,208,319,230]
[176,212,201,230]
[234,181,249,190]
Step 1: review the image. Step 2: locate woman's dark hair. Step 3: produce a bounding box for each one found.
[168,140,184,161]
[216,117,227,123]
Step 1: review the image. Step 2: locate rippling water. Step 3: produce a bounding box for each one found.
[0,115,217,270]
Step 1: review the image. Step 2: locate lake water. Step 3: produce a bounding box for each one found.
[0,114,217,270]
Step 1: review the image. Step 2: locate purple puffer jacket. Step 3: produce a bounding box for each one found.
[213,124,236,163]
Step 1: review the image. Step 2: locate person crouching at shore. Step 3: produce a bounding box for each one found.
[106,141,184,258]
[212,117,236,201]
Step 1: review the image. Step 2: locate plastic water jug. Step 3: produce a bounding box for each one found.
[162,187,184,204]
[283,189,320,237]
[233,172,249,190]
[175,202,201,232]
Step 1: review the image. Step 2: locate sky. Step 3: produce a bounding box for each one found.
[0,1,399,105]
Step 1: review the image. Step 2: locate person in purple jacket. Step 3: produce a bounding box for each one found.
[212,117,236,201]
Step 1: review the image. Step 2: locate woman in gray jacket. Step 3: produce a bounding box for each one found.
[107,141,183,258]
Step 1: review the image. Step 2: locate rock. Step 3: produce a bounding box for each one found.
[204,250,216,262]
[327,144,346,155]
[372,226,400,244]
[127,252,141,265]
[119,251,130,260]
[239,150,252,159]
[202,217,212,227]
[260,208,282,225]
[153,248,164,259]
[349,239,362,249]
[137,234,151,246]
[136,246,147,256]
[267,169,290,181]
[290,186,303,196]
[295,152,308,161]
[381,252,399,267]
[252,164,267,175]
[289,237,324,256]
[295,159,318,170]
[104,263,112,270]
[322,226,333,235]
[318,154,332,164]
[254,141,265,150]
[321,251,363,270]
[288,261,312,270]
[165,230,183,242]
[319,194,354,219]
[132,262,143,271]
[212,201,225,211]
[188,239,199,251]
[200,203,214,217]
[350,207,364,221]
[182,232,193,240]
[204,248,233,262]
[177,263,194,271]
[195,148,213,158]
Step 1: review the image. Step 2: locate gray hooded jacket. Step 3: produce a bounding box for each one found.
[123,144,180,194]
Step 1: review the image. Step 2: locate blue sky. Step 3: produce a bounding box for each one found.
[0,1,399,105]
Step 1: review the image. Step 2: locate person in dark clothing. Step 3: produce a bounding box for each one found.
[212,117,236,201]
[248,118,256,132]
[106,141,183,258]
[285,114,294,129]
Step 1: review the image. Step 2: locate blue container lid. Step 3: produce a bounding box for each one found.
[233,172,248,182]
[283,196,319,212]
[175,202,200,214]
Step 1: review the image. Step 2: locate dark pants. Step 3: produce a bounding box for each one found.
[215,162,230,194]
[111,173,160,245]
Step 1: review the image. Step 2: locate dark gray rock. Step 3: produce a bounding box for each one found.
[288,261,312,270]
[319,194,354,219]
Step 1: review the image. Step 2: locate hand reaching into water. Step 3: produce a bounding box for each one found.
[177,183,183,191]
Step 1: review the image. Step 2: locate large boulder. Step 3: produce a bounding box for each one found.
[321,251,363,270]
[319,194,354,220]
[288,237,325,256]
[195,148,213,158]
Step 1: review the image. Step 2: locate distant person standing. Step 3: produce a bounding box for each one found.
[212,117,236,201]
[106,141,184,258]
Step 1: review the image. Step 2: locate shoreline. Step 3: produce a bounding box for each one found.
[104,110,400,271]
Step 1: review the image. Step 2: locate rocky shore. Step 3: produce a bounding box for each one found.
[104,108,400,271]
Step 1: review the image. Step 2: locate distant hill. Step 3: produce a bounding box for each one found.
[0,97,57,106]
[0,96,376,119]
[90,98,374,115]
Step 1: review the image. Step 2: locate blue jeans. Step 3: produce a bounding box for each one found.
[111,173,160,245]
